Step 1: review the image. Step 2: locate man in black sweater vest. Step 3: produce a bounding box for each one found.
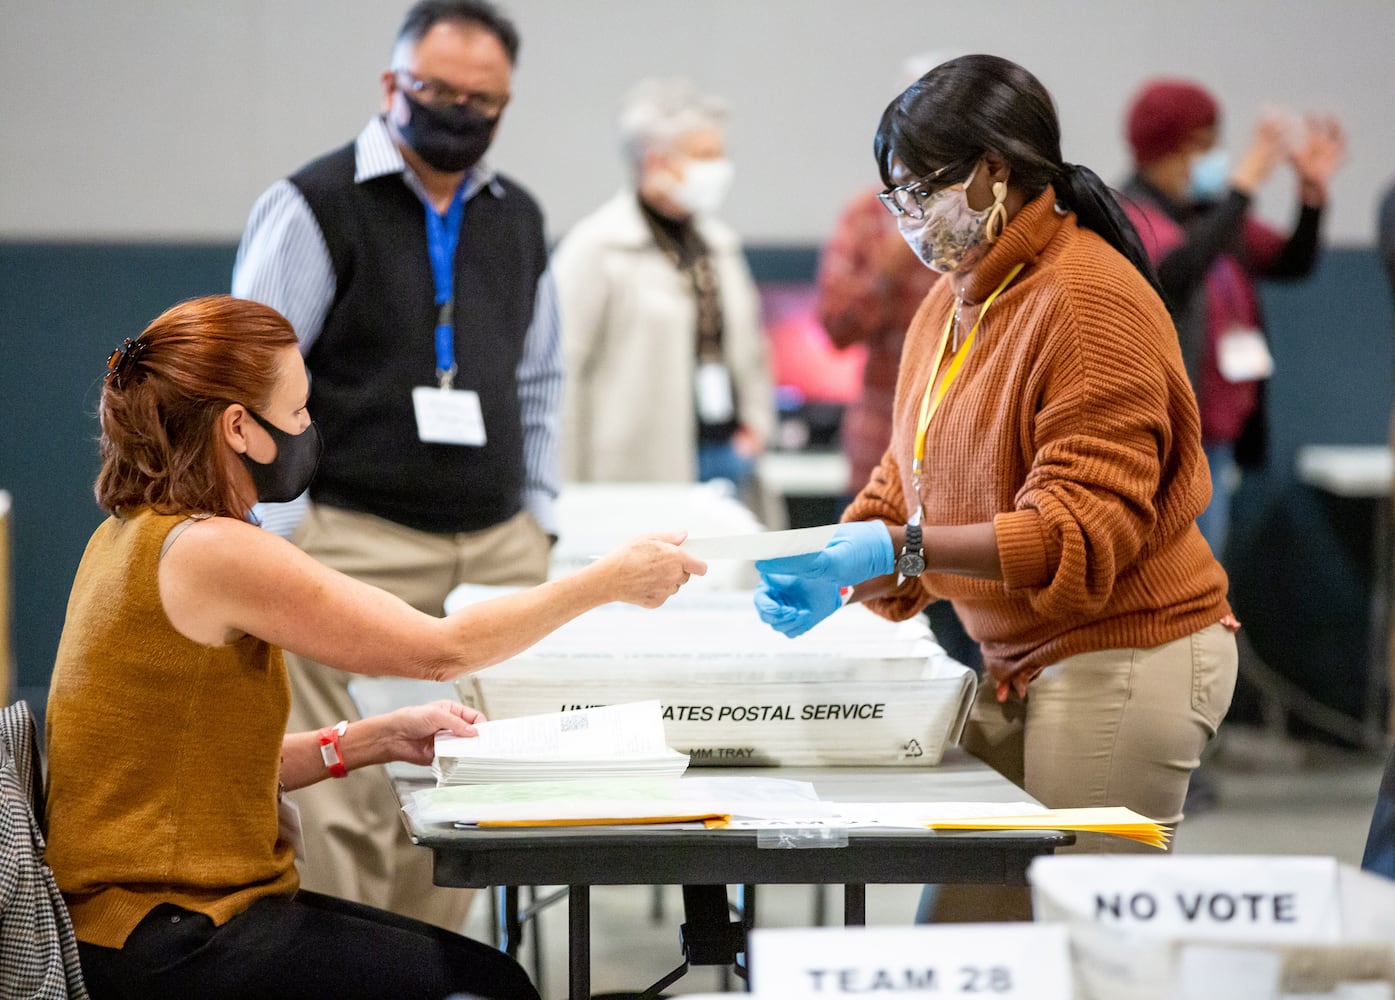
[232,0,559,933]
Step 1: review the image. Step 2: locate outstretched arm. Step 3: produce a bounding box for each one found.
[159,517,707,681]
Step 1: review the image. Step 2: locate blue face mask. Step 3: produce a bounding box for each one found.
[1187,148,1230,201]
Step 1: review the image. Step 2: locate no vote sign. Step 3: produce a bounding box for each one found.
[1027,855,1395,1000]
[1029,855,1343,943]
[750,924,1071,999]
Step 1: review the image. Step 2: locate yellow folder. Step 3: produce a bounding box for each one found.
[927,807,1170,850]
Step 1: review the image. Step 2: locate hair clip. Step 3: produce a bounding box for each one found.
[105,337,147,388]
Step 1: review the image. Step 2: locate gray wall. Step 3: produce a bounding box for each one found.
[3,1,1393,733]
[0,0,1388,244]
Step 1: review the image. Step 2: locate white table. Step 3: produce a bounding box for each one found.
[1296,445,1393,498]
[395,753,1071,1000]
[755,451,849,499]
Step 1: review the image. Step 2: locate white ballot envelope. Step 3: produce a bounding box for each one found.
[683,524,838,561]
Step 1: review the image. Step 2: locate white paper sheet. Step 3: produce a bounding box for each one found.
[435,700,668,759]
[722,800,1044,830]
[682,524,839,561]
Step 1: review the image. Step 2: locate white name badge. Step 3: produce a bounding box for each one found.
[695,361,735,424]
[277,794,306,863]
[750,924,1071,999]
[1216,327,1274,383]
[412,386,487,446]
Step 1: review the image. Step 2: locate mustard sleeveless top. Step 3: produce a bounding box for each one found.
[45,509,298,948]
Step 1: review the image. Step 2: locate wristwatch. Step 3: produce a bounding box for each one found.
[896,522,926,581]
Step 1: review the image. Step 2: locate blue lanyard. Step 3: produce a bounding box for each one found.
[424,179,470,387]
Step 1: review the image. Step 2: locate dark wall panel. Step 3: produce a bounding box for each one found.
[0,243,237,689]
[1229,247,1394,729]
[2,242,1391,736]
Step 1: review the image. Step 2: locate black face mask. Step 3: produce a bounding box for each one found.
[396,93,498,173]
[240,409,323,504]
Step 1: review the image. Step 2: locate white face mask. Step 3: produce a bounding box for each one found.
[895,162,1008,273]
[670,157,734,216]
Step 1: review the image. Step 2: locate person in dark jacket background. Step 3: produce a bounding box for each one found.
[1119,78,1345,560]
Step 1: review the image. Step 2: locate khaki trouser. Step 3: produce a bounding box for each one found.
[284,502,550,932]
[934,622,1238,922]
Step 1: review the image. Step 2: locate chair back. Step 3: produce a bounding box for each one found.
[0,492,12,703]
[0,699,42,820]
[0,700,90,998]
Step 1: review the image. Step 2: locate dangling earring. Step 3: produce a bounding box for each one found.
[984,180,1008,241]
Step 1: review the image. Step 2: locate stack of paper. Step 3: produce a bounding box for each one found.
[406,774,824,829]
[432,701,688,786]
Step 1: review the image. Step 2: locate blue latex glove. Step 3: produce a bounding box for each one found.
[753,572,842,638]
[754,521,895,588]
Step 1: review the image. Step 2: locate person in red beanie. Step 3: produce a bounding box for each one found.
[1118,77,1344,561]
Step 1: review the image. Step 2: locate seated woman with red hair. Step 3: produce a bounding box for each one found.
[45,295,705,999]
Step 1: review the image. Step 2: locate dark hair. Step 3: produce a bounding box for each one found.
[396,0,520,65]
[95,295,299,520]
[875,54,1162,298]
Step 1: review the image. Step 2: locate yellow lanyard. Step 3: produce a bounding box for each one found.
[912,263,1025,476]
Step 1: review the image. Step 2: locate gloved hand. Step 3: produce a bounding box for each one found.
[754,521,895,588]
[753,572,843,638]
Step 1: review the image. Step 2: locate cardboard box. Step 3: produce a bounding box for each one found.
[1029,855,1395,999]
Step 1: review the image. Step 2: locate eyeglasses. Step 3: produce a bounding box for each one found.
[394,70,510,116]
[878,158,973,220]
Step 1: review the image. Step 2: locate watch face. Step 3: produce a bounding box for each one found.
[897,551,926,577]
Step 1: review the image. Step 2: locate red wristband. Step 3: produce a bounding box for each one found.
[317,720,349,778]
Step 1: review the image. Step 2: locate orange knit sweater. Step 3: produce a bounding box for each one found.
[45,509,298,948]
[847,187,1230,685]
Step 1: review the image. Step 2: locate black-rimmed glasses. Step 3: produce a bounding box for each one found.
[877,159,972,220]
[394,70,510,116]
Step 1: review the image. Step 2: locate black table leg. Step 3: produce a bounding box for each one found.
[844,884,866,925]
[498,885,522,959]
[569,883,590,1000]
[740,883,757,989]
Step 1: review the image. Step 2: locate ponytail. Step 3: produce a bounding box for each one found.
[878,56,1165,301]
[1056,162,1164,300]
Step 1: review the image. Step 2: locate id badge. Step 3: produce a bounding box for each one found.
[278,794,307,863]
[412,386,487,446]
[695,361,735,424]
[1216,328,1274,383]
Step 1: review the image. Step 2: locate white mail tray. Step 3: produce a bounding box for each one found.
[458,658,975,767]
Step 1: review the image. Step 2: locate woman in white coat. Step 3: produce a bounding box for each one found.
[553,78,775,487]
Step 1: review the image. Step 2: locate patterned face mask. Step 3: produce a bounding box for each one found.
[895,162,1008,273]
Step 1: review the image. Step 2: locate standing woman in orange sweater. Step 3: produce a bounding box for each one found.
[45,294,704,997]
[755,56,1237,917]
